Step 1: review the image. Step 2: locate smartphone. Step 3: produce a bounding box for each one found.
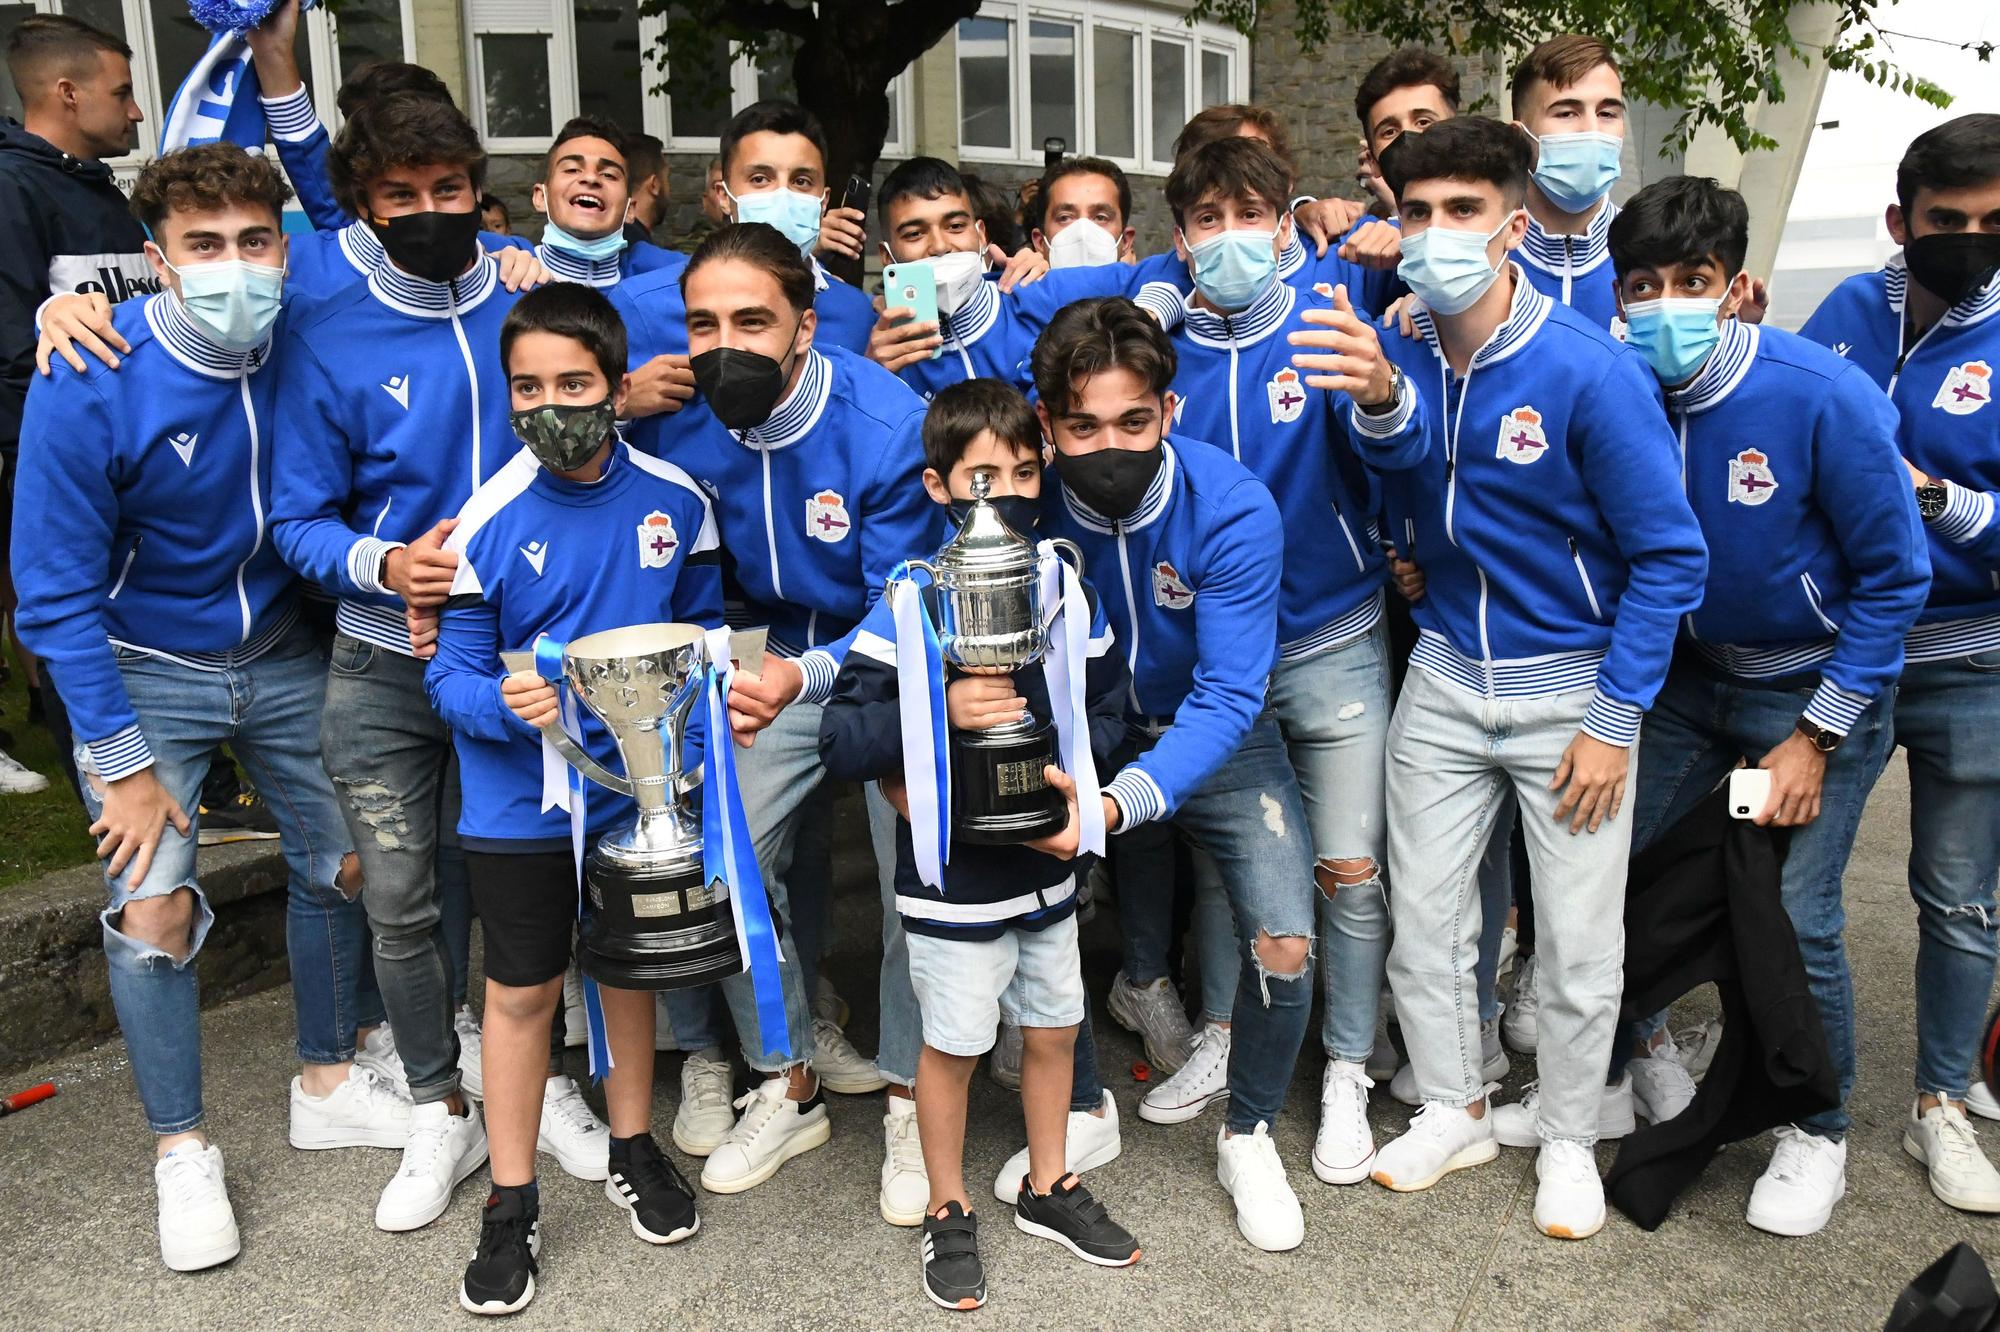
[882,262,942,360]
[841,173,872,215]
[1728,767,1772,821]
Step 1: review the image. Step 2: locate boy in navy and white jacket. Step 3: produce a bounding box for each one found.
[426,286,718,1314]
[1608,177,1933,1234]
[1029,297,1322,1254]
[1358,120,1705,1240]
[1800,112,2000,1213]
[11,146,402,1273]
[819,379,1139,1307]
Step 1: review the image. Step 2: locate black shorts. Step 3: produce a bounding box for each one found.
[465,849,578,986]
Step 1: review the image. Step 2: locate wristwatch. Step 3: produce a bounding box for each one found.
[1360,363,1404,417]
[1795,715,1843,754]
[1916,479,1949,522]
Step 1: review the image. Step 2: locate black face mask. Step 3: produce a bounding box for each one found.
[1055,441,1163,521]
[371,209,482,284]
[949,494,1042,536]
[1905,232,2000,307]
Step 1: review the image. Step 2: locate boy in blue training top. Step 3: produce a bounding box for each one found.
[427,285,720,1316]
[528,116,682,290]
[819,379,1140,1311]
[1800,112,2000,1216]
[1357,118,1706,1241]
[1609,175,1934,1236]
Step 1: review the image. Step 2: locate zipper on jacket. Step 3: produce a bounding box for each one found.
[1225,318,1242,461]
[760,449,783,600]
[1112,521,1143,718]
[1475,567,1494,698]
[233,373,262,640]
[1568,537,1603,620]
[940,311,975,380]
[449,300,482,492]
[107,534,142,599]
[1800,572,1840,634]
[1562,235,1575,306]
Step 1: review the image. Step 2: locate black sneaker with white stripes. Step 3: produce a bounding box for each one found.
[460,1186,540,1316]
[1013,1173,1140,1267]
[604,1133,700,1244]
[921,1201,985,1311]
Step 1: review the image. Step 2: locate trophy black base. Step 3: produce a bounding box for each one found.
[952,717,1066,846]
[581,854,744,992]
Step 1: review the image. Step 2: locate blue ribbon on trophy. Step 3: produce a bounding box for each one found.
[886,560,952,889]
[160,0,320,155]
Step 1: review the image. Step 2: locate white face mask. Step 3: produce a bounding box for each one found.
[926,249,988,315]
[1047,221,1120,269]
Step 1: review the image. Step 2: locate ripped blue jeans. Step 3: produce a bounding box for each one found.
[74,623,365,1135]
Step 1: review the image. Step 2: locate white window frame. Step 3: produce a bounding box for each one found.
[464,0,567,154]
[956,0,1248,169]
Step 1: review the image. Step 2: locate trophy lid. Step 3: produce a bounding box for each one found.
[932,472,1038,578]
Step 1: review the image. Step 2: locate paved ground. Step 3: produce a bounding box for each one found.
[2,760,1995,1331]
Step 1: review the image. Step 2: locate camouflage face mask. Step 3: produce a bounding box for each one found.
[510,397,615,472]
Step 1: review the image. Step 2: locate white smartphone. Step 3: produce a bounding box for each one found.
[1728,767,1773,821]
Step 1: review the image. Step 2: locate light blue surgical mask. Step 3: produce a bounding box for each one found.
[168,257,284,350]
[540,217,629,262]
[728,185,824,253]
[1185,227,1279,311]
[1396,212,1517,316]
[1622,297,1722,384]
[1533,131,1622,213]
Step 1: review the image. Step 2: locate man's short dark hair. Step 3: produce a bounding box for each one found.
[1172,104,1294,180]
[501,282,628,387]
[1032,297,1177,418]
[920,379,1041,478]
[1355,47,1461,134]
[680,221,816,314]
[330,93,486,218]
[6,14,128,95]
[336,60,452,119]
[1036,156,1131,233]
[1381,116,1532,206]
[878,156,968,227]
[1510,33,1618,118]
[719,99,827,178]
[544,115,630,179]
[626,132,665,185]
[130,142,292,236]
[1165,136,1292,228]
[1608,176,1749,281]
[1896,113,2000,216]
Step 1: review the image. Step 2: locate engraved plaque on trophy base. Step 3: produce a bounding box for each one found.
[581,853,743,991]
[951,716,1066,845]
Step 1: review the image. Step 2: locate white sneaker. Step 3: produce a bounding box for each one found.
[562,968,586,1049]
[1497,924,1519,980]
[1312,1061,1376,1185]
[1216,1122,1304,1251]
[671,1050,737,1157]
[1108,971,1197,1073]
[1904,1097,2000,1214]
[375,1099,488,1232]
[537,1074,609,1181]
[811,1016,888,1094]
[1493,1076,1636,1148]
[698,1075,830,1194]
[989,1020,1024,1091]
[1968,1080,2000,1122]
[1501,954,1540,1054]
[879,1095,929,1226]
[1745,1126,1846,1237]
[1137,1021,1230,1124]
[0,746,48,794]
[355,1024,409,1097]
[1675,1019,1724,1081]
[1370,1102,1497,1192]
[811,975,850,1027]
[1366,1012,1400,1082]
[1390,1018,1508,1107]
[288,1065,412,1150]
[1533,1140,1606,1239]
[455,1007,484,1100]
[991,1090,1123,1203]
[155,1143,240,1271]
[1629,1042,1698,1124]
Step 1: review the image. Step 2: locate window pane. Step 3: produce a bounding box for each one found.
[62,0,125,41]
[1149,38,1186,162]
[573,1,643,132]
[1028,19,1075,153]
[1202,49,1230,108]
[479,33,551,139]
[956,16,1011,152]
[149,0,213,108]
[334,0,407,83]
[666,24,731,139]
[1092,26,1135,159]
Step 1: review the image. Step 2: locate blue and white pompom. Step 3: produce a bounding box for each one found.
[186,0,315,35]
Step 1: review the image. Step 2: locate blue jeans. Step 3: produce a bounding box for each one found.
[1267,626,1394,1064]
[74,623,366,1135]
[1120,712,1317,1133]
[1630,660,1896,1138]
[1898,650,2000,1100]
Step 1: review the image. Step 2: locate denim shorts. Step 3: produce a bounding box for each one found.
[904,906,1086,1056]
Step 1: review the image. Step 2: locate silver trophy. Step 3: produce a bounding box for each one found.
[514,623,749,990]
[906,473,1084,843]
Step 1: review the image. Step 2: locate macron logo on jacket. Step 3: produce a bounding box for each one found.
[380,375,410,409]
